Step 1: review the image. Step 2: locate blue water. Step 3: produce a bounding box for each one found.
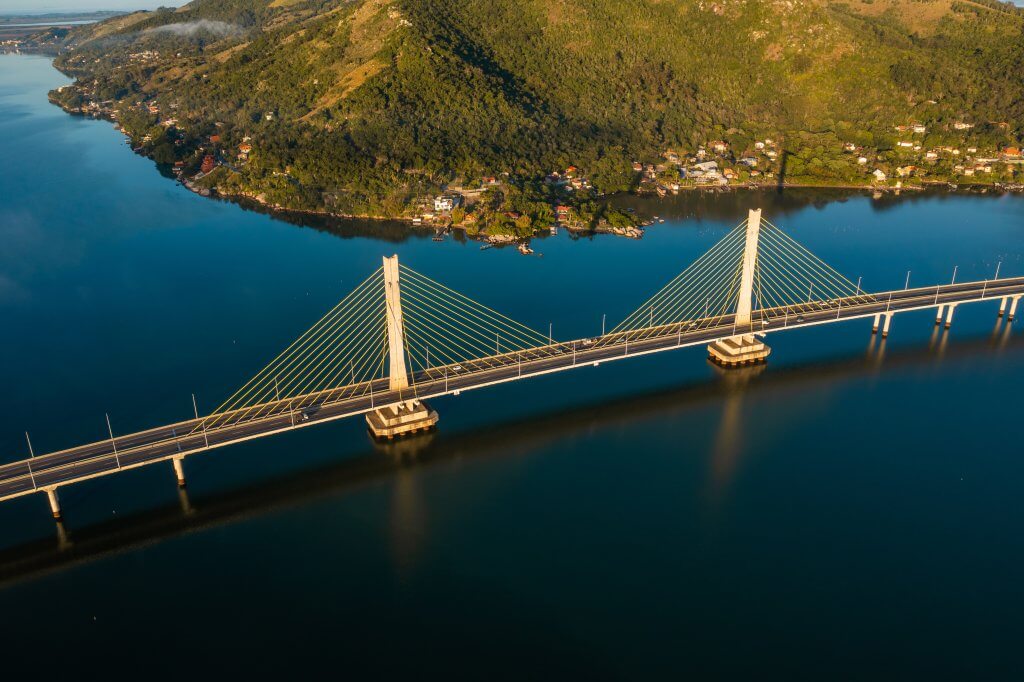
[2,53,1024,678]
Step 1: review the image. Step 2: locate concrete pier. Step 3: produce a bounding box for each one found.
[1010,297,1020,322]
[998,297,1008,318]
[366,399,439,439]
[935,305,944,325]
[172,456,186,488]
[881,313,893,338]
[708,335,771,367]
[45,488,61,520]
[944,304,956,329]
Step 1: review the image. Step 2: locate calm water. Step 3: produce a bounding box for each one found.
[2,54,1024,678]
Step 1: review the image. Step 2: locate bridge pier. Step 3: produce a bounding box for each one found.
[1010,297,1021,322]
[45,488,61,520]
[367,400,439,439]
[872,314,880,334]
[944,304,957,329]
[881,313,893,338]
[998,297,1008,318]
[935,305,944,325]
[172,456,186,488]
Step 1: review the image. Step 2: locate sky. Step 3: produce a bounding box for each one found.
[0,1,179,12]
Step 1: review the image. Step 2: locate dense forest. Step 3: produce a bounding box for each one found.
[42,0,1024,226]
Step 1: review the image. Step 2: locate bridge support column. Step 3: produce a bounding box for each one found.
[944,304,957,329]
[45,488,61,520]
[1009,297,1021,322]
[367,255,439,439]
[998,297,1008,318]
[935,305,944,325]
[881,313,893,338]
[172,456,186,488]
[872,314,880,334]
[708,209,771,367]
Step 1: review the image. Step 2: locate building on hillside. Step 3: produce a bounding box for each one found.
[872,169,887,182]
[434,195,461,212]
[953,122,974,130]
[857,156,869,165]
[200,155,216,174]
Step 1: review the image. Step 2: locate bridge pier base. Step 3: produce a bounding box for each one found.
[881,313,893,338]
[172,456,186,488]
[998,297,1008,318]
[872,314,880,334]
[935,305,944,325]
[944,304,957,329]
[45,488,61,520]
[708,335,771,368]
[366,399,439,440]
[1010,297,1020,322]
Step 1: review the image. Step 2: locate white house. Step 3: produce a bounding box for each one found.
[872,169,887,182]
[434,195,460,212]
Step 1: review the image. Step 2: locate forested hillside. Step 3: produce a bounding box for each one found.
[44,0,1024,227]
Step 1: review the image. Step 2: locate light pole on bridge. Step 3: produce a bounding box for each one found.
[106,413,121,469]
[951,265,958,285]
[192,393,209,448]
[24,432,37,490]
[905,270,911,290]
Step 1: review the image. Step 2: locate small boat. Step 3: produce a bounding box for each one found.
[480,243,493,251]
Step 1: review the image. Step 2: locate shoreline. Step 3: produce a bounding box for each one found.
[46,83,1024,244]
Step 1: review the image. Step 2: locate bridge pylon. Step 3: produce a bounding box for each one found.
[366,254,439,440]
[708,209,772,367]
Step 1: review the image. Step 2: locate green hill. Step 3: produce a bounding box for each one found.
[46,0,1024,224]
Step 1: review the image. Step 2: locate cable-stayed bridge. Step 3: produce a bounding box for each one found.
[3,209,1022,519]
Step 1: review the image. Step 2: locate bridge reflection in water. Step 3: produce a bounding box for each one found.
[1,329,1019,588]
[1,209,1021,519]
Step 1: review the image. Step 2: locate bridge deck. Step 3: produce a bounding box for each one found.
[2,277,1022,504]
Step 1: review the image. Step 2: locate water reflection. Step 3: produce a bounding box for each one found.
[2,331,1019,589]
[708,363,765,497]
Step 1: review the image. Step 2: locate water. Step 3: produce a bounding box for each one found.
[2,53,1024,678]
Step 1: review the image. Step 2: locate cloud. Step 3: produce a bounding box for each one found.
[143,20,239,38]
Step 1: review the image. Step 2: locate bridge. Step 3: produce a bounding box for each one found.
[3,209,1022,520]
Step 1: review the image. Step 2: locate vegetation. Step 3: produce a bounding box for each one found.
[41,0,1024,229]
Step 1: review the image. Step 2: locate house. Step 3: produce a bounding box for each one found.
[739,157,758,167]
[925,151,938,160]
[209,135,221,145]
[843,142,857,152]
[200,155,216,174]
[754,141,766,150]
[872,169,887,182]
[239,143,252,154]
[897,141,914,148]
[1002,147,1022,159]
[896,166,916,178]
[765,150,778,159]
[953,122,974,130]
[482,176,499,186]
[857,156,869,165]
[265,111,275,121]
[709,140,728,154]
[723,168,737,180]
[912,125,927,134]
[433,195,461,212]
[632,161,643,172]
[555,205,571,219]
[691,161,719,172]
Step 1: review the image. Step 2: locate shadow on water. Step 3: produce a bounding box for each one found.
[0,327,1020,588]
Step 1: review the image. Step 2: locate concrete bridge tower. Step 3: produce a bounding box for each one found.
[708,209,772,367]
[365,254,439,439]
